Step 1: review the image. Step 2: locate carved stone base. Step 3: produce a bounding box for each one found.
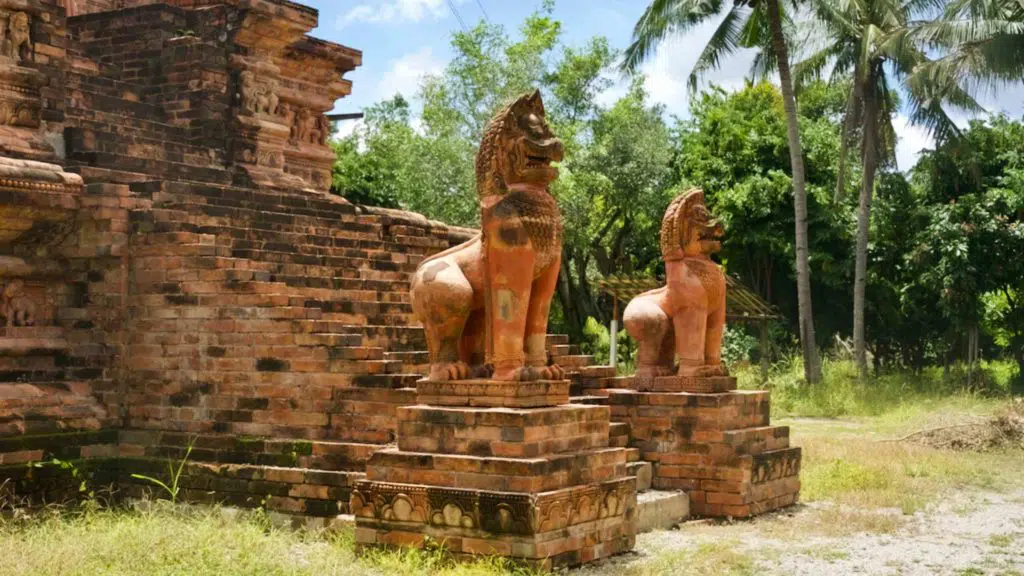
[632,374,737,393]
[416,378,569,408]
[354,381,637,568]
[351,479,636,570]
[608,386,800,518]
[395,403,611,458]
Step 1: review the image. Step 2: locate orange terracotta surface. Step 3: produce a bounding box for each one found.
[410,90,566,382]
[623,189,728,378]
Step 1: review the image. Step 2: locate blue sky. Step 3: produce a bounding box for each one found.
[307,0,1024,171]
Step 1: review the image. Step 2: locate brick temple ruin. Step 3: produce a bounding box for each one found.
[0,0,799,569]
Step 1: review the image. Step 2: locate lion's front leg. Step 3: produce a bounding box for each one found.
[523,255,564,381]
[483,217,538,382]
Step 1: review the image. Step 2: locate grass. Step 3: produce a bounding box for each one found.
[735,357,1018,420]
[0,503,535,576]
[794,428,1024,513]
[2,360,1022,574]
[625,541,756,576]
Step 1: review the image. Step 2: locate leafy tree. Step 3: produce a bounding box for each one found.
[555,80,674,338]
[622,0,824,383]
[674,81,854,348]
[799,0,982,378]
[913,117,1024,389]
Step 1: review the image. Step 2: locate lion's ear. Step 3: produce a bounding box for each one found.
[527,89,544,114]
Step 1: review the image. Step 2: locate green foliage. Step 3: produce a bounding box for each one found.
[674,81,853,346]
[130,440,194,504]
[722,325,759,365]
[737,357,1017,418]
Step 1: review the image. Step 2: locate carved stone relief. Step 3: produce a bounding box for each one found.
[1,279,37,327]
[238,70,280,116]
[0,99,38,127]
[0,11,31,63]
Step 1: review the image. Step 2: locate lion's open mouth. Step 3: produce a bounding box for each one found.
[526,155,551,168]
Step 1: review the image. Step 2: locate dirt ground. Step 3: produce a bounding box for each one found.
[578,488,1024,576]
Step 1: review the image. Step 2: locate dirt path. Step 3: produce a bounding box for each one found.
[578,489,1024,575]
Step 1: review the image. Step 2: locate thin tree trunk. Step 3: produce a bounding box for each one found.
[853,76,879,379]
[766,0,822,384]
[835,79,863,203]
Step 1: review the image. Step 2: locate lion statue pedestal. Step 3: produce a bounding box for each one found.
[609,188,801,519]
[352,91,636,570]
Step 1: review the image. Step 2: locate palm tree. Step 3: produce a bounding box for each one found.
[916,0,1024,85]
[622,0,824,384]
[797,0,983,378]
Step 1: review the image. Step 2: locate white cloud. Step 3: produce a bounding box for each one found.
[377,46,444,101]
[338,0,462,28]
[632,16,758,118]
[892,114,934,172]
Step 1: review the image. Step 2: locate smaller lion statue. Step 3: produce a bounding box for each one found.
[1,279,36,327]
[624,189,727,378]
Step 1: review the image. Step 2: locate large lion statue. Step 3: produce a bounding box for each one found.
[624,189,728,378]
[410,90,566,382]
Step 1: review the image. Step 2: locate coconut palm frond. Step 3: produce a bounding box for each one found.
[621,0,727,73]
[688,5,754,93]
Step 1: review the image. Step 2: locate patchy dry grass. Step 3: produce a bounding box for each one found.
[623,541,755,576]
[0,504,534,576]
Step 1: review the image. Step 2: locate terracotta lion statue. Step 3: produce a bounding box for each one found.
[410,90,566,382]
[624,189,728,378]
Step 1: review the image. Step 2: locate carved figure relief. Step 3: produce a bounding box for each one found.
[0,100,38,127]
[237,71,279,116]
[1,279,37,327]
[410,90,566,382]
[293,107,315,143]
[623,189,728,378]
[279,102,296,137]
[1,11,30,63]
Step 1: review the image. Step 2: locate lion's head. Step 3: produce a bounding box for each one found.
[476,90,564,199]
[660,188,724,261]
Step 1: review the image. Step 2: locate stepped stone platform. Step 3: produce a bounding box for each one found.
[608,376,800,518]
[352,378,637,570]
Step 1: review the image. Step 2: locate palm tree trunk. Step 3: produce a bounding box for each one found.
[835,79,862,203]
[853,77,879,379]
[766,0,822,384]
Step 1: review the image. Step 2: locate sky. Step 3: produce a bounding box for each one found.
[308,0,1024,171]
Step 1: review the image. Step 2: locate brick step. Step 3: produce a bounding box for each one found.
[0,429,118,466]
[347,373,423,389]
[547,344,571,356]
[0,328,68,357]
[66,125,224,168]
[65,98,177,140]
[571,396,610,407]
[609,422,630,438]
[67,151,231,186]
[551,355,596,369]
[121,458,364,517]
[145,203,386,248]
[120,430,382,471]
[546,334,569,346]
[151,189,371,225]
[332,386,418,443]
[66,83,168,124]
[333,325,427,352]
[384,351,429,372]
[0,381,114,437]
